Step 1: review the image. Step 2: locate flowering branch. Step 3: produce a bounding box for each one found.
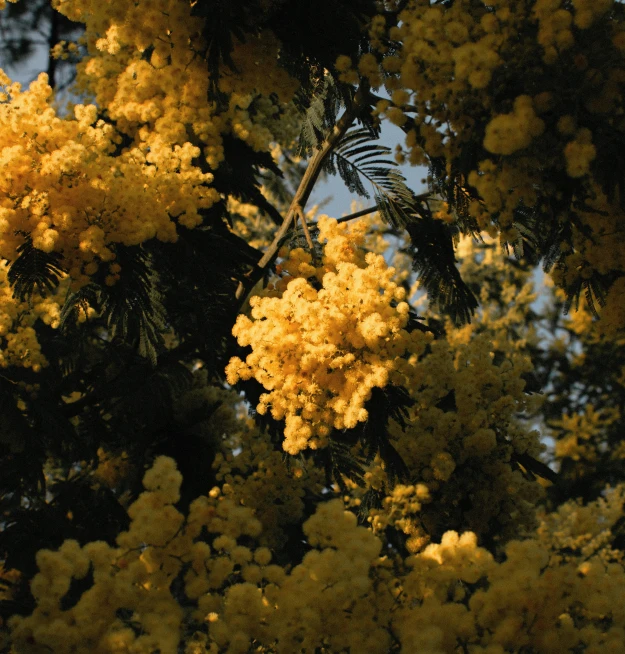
[235,85,368,302]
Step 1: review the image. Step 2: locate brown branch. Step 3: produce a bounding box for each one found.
[334,206,379,224]
[235,85,368,302]
[334,190,432,226]
[295,204,315,250]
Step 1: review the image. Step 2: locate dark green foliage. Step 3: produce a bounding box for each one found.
[404,212,478,325]
[61,246,165,366]
[155,221,262,371]
[234,377,284,445]
[268,0,377,81]
[356,386,411,485]
[593,120,625,209]
[357,488,384,524]
[190,0,376,102]
[232,378,414,492]
[510,451,558,484]
[560,273,608,318]
[297,74,347,157]
[259,155,309,209]
[504,204,544,264]
[212,135,285,225]
[7,235,65,301]
[190,0,256,96]
[320,440,365,495]
[312,385,414,492]
[98,359,193,438]
[323,128,397,203]
[0,474,129,577]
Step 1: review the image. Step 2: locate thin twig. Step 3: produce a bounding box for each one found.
[295,204,315,250]
[333,205,379,224]
[334,190,432,226]
[235,85,368,302]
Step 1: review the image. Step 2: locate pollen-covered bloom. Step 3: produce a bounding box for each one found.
[226,217,431,454]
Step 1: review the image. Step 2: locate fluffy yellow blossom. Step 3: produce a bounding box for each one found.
[564,127,597,177]
[1,0,301,288]
[483,95,545,155]
[0,72,218,286]
[226,217,429,454]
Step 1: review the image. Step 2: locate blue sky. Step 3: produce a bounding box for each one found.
[311,122,428,219]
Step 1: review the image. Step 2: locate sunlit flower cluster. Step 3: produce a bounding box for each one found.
[0,71,218,288]
[226,217,431,454]
[1,0,302,289]
[53,0,298,171]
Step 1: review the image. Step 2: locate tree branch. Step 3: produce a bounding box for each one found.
[235,84,368,302]
[334,205,379,224]
[332,191,432,226]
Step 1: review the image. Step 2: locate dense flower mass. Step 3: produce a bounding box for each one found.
[348,0,625,326]
[226,217,430,454]
[0,71,218,287]
[2,0,625,652]
[9,456,625,654]
[1,0,300,289]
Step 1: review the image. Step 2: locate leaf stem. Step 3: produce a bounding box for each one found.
[334,205,379,223]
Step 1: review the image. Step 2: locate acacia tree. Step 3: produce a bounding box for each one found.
[1,0,625,652]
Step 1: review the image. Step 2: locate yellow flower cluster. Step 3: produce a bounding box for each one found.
[0,71,218,288]
[563,127,597,177]
[552,404,620,463]
[54,0,298,168]
[1,0,302,288]
[226,217,430,454]
[483,95,545,156]
[354,0,625,327]
[358,330,543,546]
[50,40,80,61]
[537,484,625,565]
[213,429,321,551]
[345,235,546,548]
[11,456,625,653]
[93,448,132,491]
[9,456,265,653]
[0,261,66,370]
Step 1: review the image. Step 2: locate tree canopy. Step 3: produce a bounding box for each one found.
[1,0,625,652]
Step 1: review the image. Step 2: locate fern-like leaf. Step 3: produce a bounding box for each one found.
[324,128,478,323]
[324,127,415,229]
[7,235,65,302]
[60,246,164,365]
[297,74,344,156]
[322,439,365,493]
[405,213,478,325]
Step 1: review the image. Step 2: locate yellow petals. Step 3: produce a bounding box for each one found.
[483,96,545,155]
[226,218,428,455]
